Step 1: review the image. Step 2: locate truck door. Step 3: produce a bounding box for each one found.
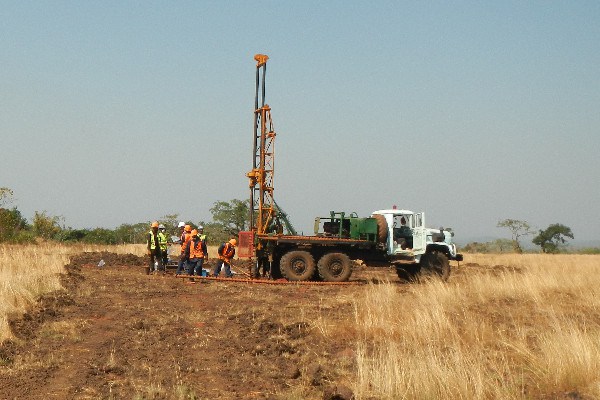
[412,212,426,254]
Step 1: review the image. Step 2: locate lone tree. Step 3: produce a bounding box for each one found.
[198,199,250,244]
[532,223,574,253]
[209,199,250,235]
[497,219,534,253]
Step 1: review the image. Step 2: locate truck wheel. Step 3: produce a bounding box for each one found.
[280,251,316,281]
[419,251,450,281]
[317,252,352,282]
[373,214,388,243]
[396,265,420,283]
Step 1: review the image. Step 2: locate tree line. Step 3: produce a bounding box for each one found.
[1,187,594,253]
[463,218,586,254]
[0,187,249,245]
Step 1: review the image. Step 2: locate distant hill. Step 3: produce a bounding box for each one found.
[455,236,600,250]
[570,239,600,249]
[454,236,499,247]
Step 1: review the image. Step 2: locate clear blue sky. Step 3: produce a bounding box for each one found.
[1,1,599,243]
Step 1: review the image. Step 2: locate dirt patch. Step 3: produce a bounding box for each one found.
[0,252,364,399]
[455,262,525,277]
[8,291,75,341]
[68,251,145,268]
[0,340,17,365]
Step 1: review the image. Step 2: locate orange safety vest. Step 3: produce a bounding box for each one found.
[188,239,204,259]
[219,243,235,262]
[180,232,191,254]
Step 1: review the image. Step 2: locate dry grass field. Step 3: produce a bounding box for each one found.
[352,254,600,399]
[1,245,599,399]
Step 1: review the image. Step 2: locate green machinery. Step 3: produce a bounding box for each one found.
[314,211,378,242]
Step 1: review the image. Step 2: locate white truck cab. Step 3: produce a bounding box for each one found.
[372,209,462,263]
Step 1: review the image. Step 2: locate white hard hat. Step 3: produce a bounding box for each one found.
[158,224,165,229]
[198,225,204,230]
[177,222,185,228]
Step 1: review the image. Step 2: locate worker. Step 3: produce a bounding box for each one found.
[176,224,193,275]
[394,216,413,249]
[214,238,236,278]
[197,225,207,244]
[184,229,208,282]
[197,225,209,261]
[146,221,164,275]
[157,224,169,268]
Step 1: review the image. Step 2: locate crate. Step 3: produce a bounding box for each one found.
[237,231,255,258]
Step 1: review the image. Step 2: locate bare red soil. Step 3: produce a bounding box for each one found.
[0,252,380,399]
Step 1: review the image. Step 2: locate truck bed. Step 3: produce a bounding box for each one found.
[256,234,376,247]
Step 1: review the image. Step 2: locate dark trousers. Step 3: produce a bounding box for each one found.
[176,255,186,275]
[214,259,232,278]
[161,248,168,267]
[186,258,204,276]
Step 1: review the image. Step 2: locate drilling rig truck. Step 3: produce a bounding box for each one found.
[238,55,463,282]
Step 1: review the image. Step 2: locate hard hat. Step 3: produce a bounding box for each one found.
[151,221,159,228]
[178,221,185,228]
[198,225,204,230]
[158,224,165,229]
[229,238,237,246]
[191,229,198,236]
[184,225,192,232]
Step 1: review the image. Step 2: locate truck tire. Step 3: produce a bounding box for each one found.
[317,252,353,282]
[373,214,388,243]
[280,250,316,281]
[396,264,420,283]
[419,251,450,281]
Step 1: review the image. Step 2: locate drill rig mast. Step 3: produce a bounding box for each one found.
[241,54,297,278]
[247,54,276,235]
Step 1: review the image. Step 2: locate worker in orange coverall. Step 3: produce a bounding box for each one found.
[183,229,208,283]
[175,224,192,275]
[214,239,236,278]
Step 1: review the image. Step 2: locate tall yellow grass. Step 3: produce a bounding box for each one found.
[0,243,149,341]
[0,244,68,341]
[352,254,600,399]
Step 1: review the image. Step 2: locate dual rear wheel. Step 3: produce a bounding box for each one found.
[317,252,353,282]
[279,250,451,283]
[279,251,315,281]
[279,250,353,282]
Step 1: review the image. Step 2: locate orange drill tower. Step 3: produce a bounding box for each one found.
[247,54,276,235]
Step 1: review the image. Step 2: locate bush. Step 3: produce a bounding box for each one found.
[11,230,37,244]
[0,207,28,243]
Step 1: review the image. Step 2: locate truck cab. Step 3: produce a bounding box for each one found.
[371,209,463,263]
